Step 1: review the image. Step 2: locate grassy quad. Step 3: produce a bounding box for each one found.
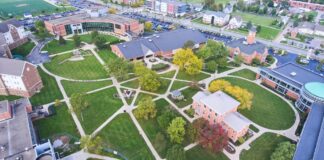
[79,34,121,44]
[97,113,154,160]
[159,70,176,78]
[62,80,113,97]
[177,71,210,81]
[185,146,229,160]
[240,132,291,160]
[42,39,75,54]
[218,77,295,130]
[229,69,257,80]
[77,87,123,134]
[97,49,119,63]
[44,52,107,80]
[170,80,189,91]
[135,92,157,106]
[121,79,139,89]
[171,87,201,108]
[11,41,35,58]
[33,103,80,140]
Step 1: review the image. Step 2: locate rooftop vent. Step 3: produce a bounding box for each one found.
[148,39,152,42]
[290,72,297,76]
[122,44,126,48]
[156,35,160,38]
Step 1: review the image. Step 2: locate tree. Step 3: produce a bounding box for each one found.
[293,20,299,27]
[34,20,50,40]
[225,86,253,110]
[59,36,66,45]
[167,117,186,144]
[108,8,117,14]
[173,48,203,75]
[233,54,244,66]
[153,132,167,152]
[144,21,153,32]
[252,58,261,66]
[197,40,229,68]
[271,142,296,160]
[73,34,81,47]
[134,96,157,120]
[208,79,232,93]
[91,30,99,42]
[106,58,132,80]
[166,145,186,160]
[199,123,228,153]
[206,60,218,72]
[186,123,198,143]
[246,21,253,29]
[134,62,161,91]
[256,25,261,33]
[157,110,176,130]
[54,99,61,107]
[80,135,103,154]
[182,40,195,49]
[94,35,107,49]
[70,93,89,121]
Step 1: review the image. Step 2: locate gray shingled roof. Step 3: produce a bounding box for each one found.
[226,38,266,55]
[294,103,324,160]
[204,11,228,18]
[0,19,22,33]
[0,100,9,113]
[298,22,315,30]
[0,58,27,76]
[116,29,207,60]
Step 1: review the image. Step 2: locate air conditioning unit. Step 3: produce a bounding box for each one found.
[290,72,297,76]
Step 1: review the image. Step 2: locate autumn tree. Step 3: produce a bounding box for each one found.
[134,62,161,91]
[108,8,117,14]
[105,58,132,80]
[144,21,153,32]
[134,96,157,120]
[166,145,186,160]
[173,48,203,75]
[271,141,296,160]
[225,86,253,110]
[80,135,103,154]
[167,117,186,144]
[70,93,89,121]
[186,123,198,143]
[208,79,232,93]
[54,99,61,107]
[199,122,228,153]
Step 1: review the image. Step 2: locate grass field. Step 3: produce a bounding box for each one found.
[79,34,121,44]
[229,69,256,80]
[78,87,123,134]
[172,87,201,108]
[44,53,107,80]
[97,113,154,160]
[240,133,291,160]
[97,49,119,63]
[159,70,176,78]
[232,12,279,27]
[135,92,157,105]
[11,41,35,58]
[234,26,280,40]
[30,68,63,106]
[121,79,139,89]
[170,80,188,91]
[218,77,295,130]
[177,71,210,81]
[185,146,229,160]
[42,40,75,54]
[62,80,113,97]
[33,104,80,140]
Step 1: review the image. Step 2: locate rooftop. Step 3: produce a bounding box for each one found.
[304,82,324,99]
[0,19,22,33]
[223,112,251,132]
[193,91,240,115]
[0,58,29,76]
[226,38,266,55]
[204,11,229,18]
[0,100,9,114]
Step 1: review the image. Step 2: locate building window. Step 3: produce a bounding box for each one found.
[115,24,121,29]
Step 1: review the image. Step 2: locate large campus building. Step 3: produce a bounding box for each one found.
[145,0,190,17]
[257,62,324,112]
[0,58,43,97]
[0,19,29,58]
[192,91,251,142]
[44,13,144,37]
[273,0,324,11]
[111,29,207,60]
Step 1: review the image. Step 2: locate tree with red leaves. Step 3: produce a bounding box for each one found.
[198,122,229,153]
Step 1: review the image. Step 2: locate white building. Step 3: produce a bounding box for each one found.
[228,16,243,29]
[203,11,230,26]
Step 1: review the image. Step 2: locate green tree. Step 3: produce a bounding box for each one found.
[271,141,296,160]
[70,93,89,121]
[144,21,153,32]
[167,117,186,144]
[186,123,198,143]
[94,35,107,49]
[157,110,176,130]
[206,60,218,72]
[91,30,99,42]
[54,99,61,107]
[197,40,229,68]
[246,21,253,29]
[134,62,161,91]
[173,48,203,75]
[105,58,132,80]
[182,40,195,49]
[153,132,167,153]
[80,135,103,154]
[233,54,244,66]
[59,36,66,45]
[166,145,186,160]
[73,34,81,47]
[256,25,261,33]
[134,96,157,120]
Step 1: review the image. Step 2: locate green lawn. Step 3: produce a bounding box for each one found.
[232,12,279,27]
[159,70,176,78]
[33,104,80,140]
[62,80,113,97]
[97,113,154,160]
[229,69,257,80]
[79,34,120,44]
[151,79,171,94]
[170,80,188,91]
[30,68,63,106]
[42,40,75,54]
[11,41,35,57]
[78,87,123,134]
[0,95,22,101]
[218,66,234,73]
[218,77,295,130]
[177,71,210,81]
[240,133,291,160]
[121,79,139,89]
[172,87,201,108]
[185,146,229,160]
[44,52,107,80]
[234,26,280,40]
[97,49,119,63]
[135,98,190,158]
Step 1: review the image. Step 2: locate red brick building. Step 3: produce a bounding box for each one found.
[273,0,324,11]
[0,58,43,97]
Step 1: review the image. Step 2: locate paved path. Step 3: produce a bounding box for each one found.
[62,150,118,160]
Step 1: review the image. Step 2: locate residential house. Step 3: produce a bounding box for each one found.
[296,22,324,37]
[192,91,251,142]
[0,58,43,97]
[111,29,207,60]
[203,11,230,26]
[226,28,268,64]
[228,16,243,29]
[223,4,233,14]
[257,62,324,112]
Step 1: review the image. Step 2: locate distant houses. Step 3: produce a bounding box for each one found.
[202,11,230,26]
[228,16,243,29]
[295,22,324,37]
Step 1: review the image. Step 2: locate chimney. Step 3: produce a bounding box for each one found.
[246,27,256,45]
